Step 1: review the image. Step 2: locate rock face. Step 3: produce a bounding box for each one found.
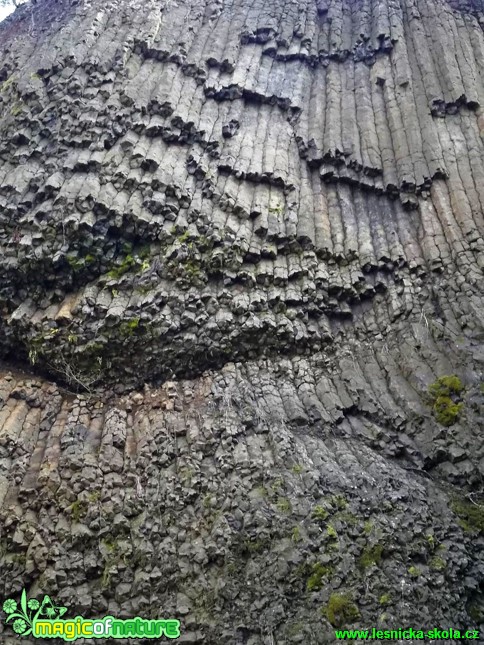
[0,0,483,642]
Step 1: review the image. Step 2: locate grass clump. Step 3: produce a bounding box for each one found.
[433,397,463,426]
[428,375,464,398]
[325,593,360,627]
[428,375,464,426]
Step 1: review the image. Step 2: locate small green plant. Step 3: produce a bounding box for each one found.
[66,255,86,271]
[276,497,291,513]
[428,375,464,398]
[1,75,16,92]
[359,544,384,570]
[70,499,87,523]
[11,103,23,116]
[325,593,360,627]
[103,538,118,553]
[433,397,463,426]
[337,511,358,526]
[428,375,464,426]
[119,318,140,336]
[183,260,201,278]
[269,204,284,214]
[425,534,436,550]
[326,524,338,540]
[306,563,333,591]
[330,495,348,510]
[312,505,329,521]
[108,254,137,279]
[408,565,420,577]
[429,556,446,571]
[101,564,113,589]
[379,593,391,606]
[241,537,269,554]
[451,497,484,535]
[271,478,284,491]
[291,464,303,474]
[291,526,301,543]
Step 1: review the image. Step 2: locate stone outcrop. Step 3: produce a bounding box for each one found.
[0,0,483,642]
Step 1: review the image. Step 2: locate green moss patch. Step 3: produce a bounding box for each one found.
[306,563,334,591]
[429,556,446,571]
[451,497,484,535]
[358,544,384,571]
[325,593,360,627]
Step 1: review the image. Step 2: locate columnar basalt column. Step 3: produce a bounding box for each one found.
[0,0,483,642]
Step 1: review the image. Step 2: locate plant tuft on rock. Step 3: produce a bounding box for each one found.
[358,544,384,571]
[325,593,360,627]
[451,497,484,535]
[427,375,465,426]
[306,563,333,591]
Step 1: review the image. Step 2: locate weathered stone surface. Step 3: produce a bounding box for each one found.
[0,0,483,642]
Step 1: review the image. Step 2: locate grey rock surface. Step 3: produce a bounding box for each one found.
[0,0,483,642]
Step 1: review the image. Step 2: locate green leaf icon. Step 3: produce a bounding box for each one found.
[21,590,28,616]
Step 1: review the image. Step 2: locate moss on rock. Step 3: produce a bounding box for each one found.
[451,497,484,535]
[325,593,360,627]
[306,563,334,591]
[358,544,384,571]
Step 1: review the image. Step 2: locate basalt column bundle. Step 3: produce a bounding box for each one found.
[0,0,483,643]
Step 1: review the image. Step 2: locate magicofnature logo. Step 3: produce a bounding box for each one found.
[3,589,68,637]
[2,589,181,640]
